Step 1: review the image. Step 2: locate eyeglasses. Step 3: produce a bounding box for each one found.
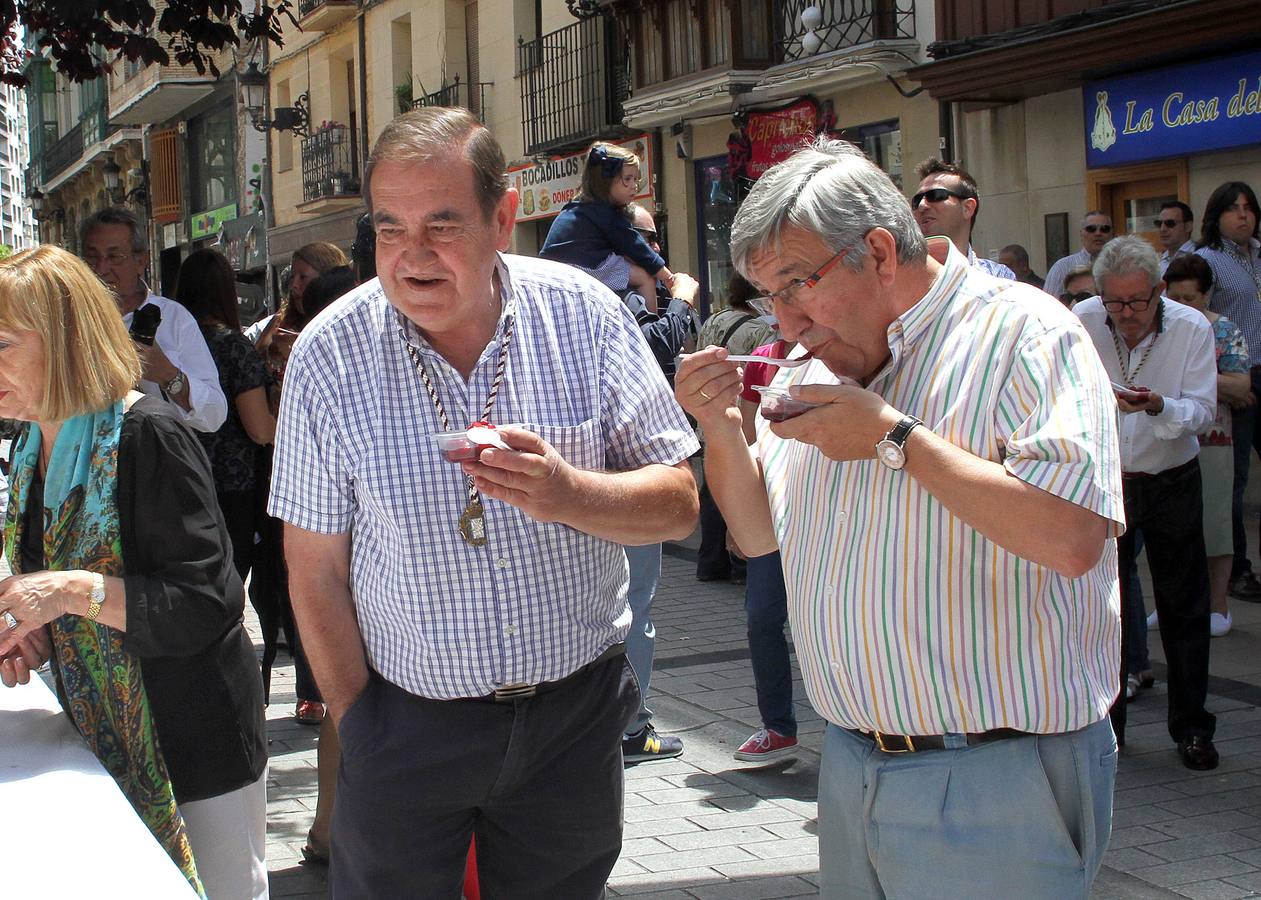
[1101,285,1159,312]
[1153,218,1181,229]
[748,247,851,316]
[911,187,973,209]
[83,250,136,267]
[1060,290,1094,305]
[1083,224,1113,234]
[634,227,658,243]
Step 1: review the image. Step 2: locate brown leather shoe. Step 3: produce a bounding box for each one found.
[294,699,325,726]
[1177,735,1219,771]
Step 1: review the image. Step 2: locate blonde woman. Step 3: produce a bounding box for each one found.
[0,246,268,898]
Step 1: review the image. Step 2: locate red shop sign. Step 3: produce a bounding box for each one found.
[745,98,820,179]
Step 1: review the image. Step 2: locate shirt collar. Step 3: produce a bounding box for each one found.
[886,237,970,364]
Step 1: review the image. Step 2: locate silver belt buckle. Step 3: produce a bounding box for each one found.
[492,683,537,702]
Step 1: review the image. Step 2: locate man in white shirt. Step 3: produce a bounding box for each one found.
[1046,210,1114,298]
[910,158,1015,280]
[1075,235,1218,770]
[80,207,227,433]
[1157,200,1198,273]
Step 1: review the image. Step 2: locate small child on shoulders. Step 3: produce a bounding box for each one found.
[541,141,674,300]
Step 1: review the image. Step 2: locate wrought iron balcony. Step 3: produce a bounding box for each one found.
[777,0,916,62]
[44,123,84,183]
[410,74,491,122]
[517,15,630,156]
[297,0,357,32]
[300,125,359,204]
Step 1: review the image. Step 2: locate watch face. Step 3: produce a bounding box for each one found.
[876,439,906,470]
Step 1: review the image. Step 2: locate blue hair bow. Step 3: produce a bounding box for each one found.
[589,145,625,179]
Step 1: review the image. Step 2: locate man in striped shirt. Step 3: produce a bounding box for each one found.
[270,108,700,898]
[1045,210,1115,298]
[679,138,1124,899]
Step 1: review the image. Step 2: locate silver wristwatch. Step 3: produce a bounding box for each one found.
[875,416,923,471]
[164,370,187,397]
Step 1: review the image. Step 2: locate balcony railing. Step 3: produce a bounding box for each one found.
[44,123,83,183]
[776,0,915,63]
[300,125,359,204]
[410,74,491,122]
[517,16,630,156]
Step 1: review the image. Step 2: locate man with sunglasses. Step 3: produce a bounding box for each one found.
[1074,235,1218,770]
[678,137,1123,898]
[1045,210,1115,299]
[910,159,1015,280]
[1156,201,1196,274]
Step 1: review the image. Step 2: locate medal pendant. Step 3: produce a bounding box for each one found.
[459,500,488,546]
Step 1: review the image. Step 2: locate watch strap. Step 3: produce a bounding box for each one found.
[885,415,923,447]
[86,572,105,621]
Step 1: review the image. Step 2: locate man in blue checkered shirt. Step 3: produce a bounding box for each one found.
[269,107,700,898]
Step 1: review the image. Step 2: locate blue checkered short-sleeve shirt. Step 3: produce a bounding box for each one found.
[268,254,699,699]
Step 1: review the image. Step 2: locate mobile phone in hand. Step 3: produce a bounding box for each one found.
[1111,382,1151,404]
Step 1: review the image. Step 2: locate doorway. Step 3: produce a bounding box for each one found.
[1087,159,1189,251]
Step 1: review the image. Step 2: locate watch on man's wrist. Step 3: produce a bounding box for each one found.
[875,416,923,471]
[164,370,187,397]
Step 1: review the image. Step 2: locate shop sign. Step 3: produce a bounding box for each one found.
[190,202,239,240]
[744,98,820,179]
[508,134,654,223]
[1085,49,1261,168]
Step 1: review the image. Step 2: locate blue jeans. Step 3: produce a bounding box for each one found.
[745,552,796,737]
[624,543,661,737]
[1123,530,1149,674]
[818,717,1117,899]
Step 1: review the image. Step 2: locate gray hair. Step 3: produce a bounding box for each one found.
[730,136,926,279]
[1082,209,1111,226]
[80,205,147,256]
[1092,235,1160,292]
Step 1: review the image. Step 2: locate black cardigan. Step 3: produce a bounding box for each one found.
[20,397,267,803]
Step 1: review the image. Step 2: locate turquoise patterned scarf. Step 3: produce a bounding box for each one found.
[4,403,204,897]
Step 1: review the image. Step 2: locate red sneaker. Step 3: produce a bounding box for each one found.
[295,700,325,725]
[733,728,798,763]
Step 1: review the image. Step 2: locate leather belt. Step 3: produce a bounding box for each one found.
[851,727,1030,753]
[479,643,625,703]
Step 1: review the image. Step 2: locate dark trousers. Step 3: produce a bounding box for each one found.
[1122,530,1149,674]
[745,552,796,737]
[331,655,639,899]
[217,488,257,583]
[697,478,746,581]
[1111,460,1214,746]
[250,448,320,704]
[1230,395,1255,577]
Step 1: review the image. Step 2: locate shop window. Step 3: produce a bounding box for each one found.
[839,119,902,189]
[1087,159,1189,250]
[695,155,742,317]
[187,103,237,213]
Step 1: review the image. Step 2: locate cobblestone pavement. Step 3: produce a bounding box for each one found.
[257,539,1261,899]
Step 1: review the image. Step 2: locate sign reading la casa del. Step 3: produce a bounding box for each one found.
[1085,49,1261,168]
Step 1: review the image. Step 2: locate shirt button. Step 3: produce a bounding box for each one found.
[495,557,510,570]
[837,511,848,525]
[504,624,517,637]
[826,584,837,594]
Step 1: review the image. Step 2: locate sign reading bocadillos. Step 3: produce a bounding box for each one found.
[1085,49,1261,168]
[508,134,654,224]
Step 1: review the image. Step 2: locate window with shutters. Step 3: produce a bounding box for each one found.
[149,127,182,224]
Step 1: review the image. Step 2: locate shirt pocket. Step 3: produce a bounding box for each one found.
[522,418,603,472]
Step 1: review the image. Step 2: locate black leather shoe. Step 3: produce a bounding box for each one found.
[1177,735,1220,771]
[1230,572,1261,602]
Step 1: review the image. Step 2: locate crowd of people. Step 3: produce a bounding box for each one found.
[0,101,1257,898]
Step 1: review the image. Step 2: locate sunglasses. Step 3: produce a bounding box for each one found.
[1059,291,1094,305]
[1084,224,1113,234]
[1153,218,1181,229]
[911,188,973,209]
[634,227,658,243]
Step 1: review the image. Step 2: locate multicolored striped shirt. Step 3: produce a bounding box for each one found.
[757,241,1124,736]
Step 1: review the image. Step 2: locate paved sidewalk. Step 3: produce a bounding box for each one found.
[260,537,1261,899]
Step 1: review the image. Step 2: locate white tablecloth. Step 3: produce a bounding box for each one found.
[0,672,200,898]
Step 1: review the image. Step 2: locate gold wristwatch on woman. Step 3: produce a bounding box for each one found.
[86,572,106,621]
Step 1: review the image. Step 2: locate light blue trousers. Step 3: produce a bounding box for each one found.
[818,716,1117,899]
[623,543,662,737]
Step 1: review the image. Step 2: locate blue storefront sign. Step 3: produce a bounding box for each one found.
[1084,49,1261,168]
